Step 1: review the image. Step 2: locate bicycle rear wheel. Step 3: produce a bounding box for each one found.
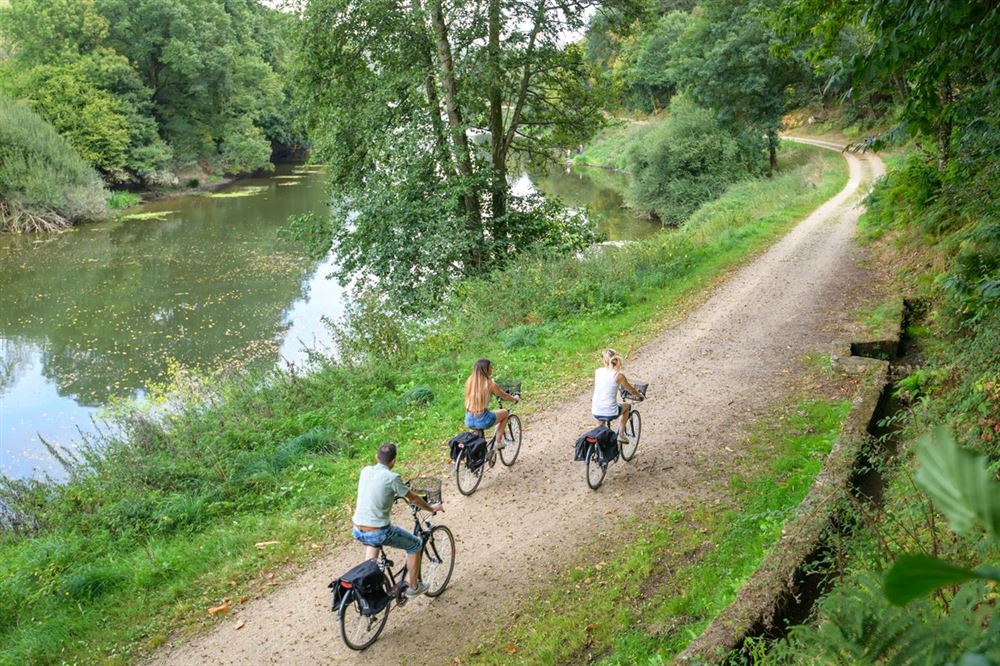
[499,415,522,466]
[455,448,484,496]
[420,525,456,597]
[585,444,607,490]
[338,590,390,651]
[621,410,641,461]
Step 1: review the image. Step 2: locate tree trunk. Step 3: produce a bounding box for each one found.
[937,78,953,170]
[411,0,452,172]
[767,128,778,176]
[487,0,507,226]
[429,0,483,266]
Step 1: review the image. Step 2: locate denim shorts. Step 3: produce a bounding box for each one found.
[352,524,422,555]
[593,403,622,422]
[465,410,497,430]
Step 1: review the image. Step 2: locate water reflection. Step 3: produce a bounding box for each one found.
[0,166,335,478]
[0,163,654,479]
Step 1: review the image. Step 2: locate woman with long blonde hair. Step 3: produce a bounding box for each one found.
[592,349,642,444]
[464,358,518,445]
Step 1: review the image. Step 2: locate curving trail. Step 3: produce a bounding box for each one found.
[154,140,885,665]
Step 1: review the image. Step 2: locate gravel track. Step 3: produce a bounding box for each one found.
[153,140,884,665]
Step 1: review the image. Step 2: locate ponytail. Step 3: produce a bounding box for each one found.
[602,348,623,373]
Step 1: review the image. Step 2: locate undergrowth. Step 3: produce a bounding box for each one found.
[761,142,1000,663]
[0,143,846,664]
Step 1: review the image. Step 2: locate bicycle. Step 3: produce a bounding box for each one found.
[334,478,456,650]
[454,384,523,496]
[582,383,646,490]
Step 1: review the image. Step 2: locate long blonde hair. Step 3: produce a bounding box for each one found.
[602,348,624,374]
[464,358,493,414]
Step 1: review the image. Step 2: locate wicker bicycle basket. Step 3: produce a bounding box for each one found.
[410,477,442,504]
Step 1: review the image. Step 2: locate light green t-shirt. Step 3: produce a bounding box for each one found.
[352,463,410,528]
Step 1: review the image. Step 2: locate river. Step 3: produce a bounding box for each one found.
[0,163,657,479]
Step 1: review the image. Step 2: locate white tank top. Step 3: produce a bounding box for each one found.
[591,367,620,416]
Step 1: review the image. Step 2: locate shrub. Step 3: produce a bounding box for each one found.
[106,191,140,210]
[0,94,108,231]
[627,95,763,224]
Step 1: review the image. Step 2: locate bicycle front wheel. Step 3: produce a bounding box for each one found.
[621,410,641,461]
[585,444,607,490]
[339,590,390,651]
[455,448,484,496]
[420,525,456,597]
[499,415,522,466]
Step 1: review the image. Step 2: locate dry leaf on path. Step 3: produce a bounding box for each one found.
[235,620,246,630]
[208,600,231,615]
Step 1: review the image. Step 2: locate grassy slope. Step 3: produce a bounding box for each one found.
[572,120,659,172]
[462,388,852,665]
[0,144,846,665]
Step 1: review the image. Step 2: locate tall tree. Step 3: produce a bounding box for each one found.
[297,0,615,304]
[669,0,810,173]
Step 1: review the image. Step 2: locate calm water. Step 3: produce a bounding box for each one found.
[0,163,657,479]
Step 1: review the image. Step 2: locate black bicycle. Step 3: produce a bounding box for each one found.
[454,385,523,496]
[583,384,646,490]
[335,479,456,650]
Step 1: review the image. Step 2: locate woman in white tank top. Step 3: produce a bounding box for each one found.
[591,349,642,444]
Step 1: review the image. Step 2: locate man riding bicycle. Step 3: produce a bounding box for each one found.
[352,443,444,598]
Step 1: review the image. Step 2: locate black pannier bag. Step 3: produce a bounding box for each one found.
[329,559,390,616]
[573,425,618,463]
[449,431,488,470]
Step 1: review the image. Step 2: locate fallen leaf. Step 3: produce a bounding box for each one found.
[235,620,245,630]
[208,600,231,615]
[228,580,237,587]
[506,643,517,655]
[239,595,249,604]
[586,623,597,632]
[254,541,280,549]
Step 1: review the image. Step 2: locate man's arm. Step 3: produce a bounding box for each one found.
[405,490,442,514]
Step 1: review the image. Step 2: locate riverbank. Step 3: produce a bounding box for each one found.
[0,143,845,664]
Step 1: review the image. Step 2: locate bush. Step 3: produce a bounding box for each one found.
[627,96,763,224]
[106,191,141,210]
[0,95,109,231]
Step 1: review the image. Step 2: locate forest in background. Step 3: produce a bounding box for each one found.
[0,0,304,187]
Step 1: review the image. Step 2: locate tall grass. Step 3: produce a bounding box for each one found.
[0,143,845,664]
[0,95,108,232]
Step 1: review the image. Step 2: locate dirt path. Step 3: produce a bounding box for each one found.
[155,140,884,665]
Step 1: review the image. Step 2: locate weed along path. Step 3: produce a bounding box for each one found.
[155,140,884,666]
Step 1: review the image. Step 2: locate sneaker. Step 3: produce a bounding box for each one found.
[496,439,507,450]
[404,581,429,598]
[618,433,630,445]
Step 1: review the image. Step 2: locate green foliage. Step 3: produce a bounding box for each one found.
[914,426,1000,537]
[0,143,843,663]
[106,190,140,209]
[627,96,762,224]
[770,573,1000,664]
[0,0,303,184]
[884,555,1000,607]
[0,94,108,230]
[297,0,613,306]
[775,0,1000,164]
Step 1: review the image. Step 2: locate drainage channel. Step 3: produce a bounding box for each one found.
[723,300,924,663]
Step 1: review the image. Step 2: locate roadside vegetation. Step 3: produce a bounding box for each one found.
[463,393,853,664]
[0,142,845,664]
[0,95,108,232]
